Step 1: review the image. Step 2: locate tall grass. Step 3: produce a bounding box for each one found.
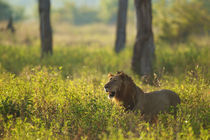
[0,40,209,79]
[0,41,209,139]
[0,16,209,139]
[0,63,209,139]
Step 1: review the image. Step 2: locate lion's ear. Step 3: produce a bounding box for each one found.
[119,72,126,80]
[116,71,124,75]
[108,73,114,78]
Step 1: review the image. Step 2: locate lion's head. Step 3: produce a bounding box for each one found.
[104,72,135,99]
[104,72,123,99]
[104,72,144,111]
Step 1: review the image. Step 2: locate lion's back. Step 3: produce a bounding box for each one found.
[140,89,180,115]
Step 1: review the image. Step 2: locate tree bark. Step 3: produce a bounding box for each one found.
[132,0,155,78]
[39,0,53,58]
[7,16,15,33]
[115,0,128,53]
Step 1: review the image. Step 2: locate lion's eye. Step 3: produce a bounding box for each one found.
[112,79,117,81]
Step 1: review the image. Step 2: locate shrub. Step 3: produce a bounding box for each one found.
[153,0,210,42]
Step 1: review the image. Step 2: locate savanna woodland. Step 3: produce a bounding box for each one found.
[0,0,209,139]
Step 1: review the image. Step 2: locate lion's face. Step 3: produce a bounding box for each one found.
[104,73,123,99]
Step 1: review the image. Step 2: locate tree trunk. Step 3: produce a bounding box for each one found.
[7,16,15,33]
[132,0,155,79]
[39,0,53,58]
[115,0,128,53]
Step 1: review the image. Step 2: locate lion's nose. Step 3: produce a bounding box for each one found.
[104,84,109,89]
[104,84,109,92]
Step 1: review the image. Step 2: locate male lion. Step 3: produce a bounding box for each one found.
[104,72,181,122]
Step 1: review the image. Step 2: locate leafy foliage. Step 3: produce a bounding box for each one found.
[0,43,209,139]
[0,0,209,138]
[153,0,210,42]
[0,0,24,21]
[52,2,100,25]
[52,0,135,25]
[0,0,13,21]
[99,0,118,24]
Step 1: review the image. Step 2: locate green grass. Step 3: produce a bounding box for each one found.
[0,3,209,138]
[0,45,132,77]
[0,40,209,79]
[0,41,209,139]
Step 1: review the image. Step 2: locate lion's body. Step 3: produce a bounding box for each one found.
[104,72,181,121]
[135,89,180,115]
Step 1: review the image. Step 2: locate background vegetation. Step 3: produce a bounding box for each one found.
[0,0,24,21]
[0,0,209,139]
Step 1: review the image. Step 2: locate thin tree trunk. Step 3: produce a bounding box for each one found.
[7,16,15,33]
[132,0,155,80]
[39,0,53,58]
[115,0,128,53]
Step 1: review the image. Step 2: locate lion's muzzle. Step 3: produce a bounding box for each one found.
[104,84,110,92]
[104,84,116,99]
[109,92,115,98]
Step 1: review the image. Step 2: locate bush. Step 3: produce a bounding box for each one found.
[153,0,210,42]
[0,65,209,139]
[0,0,24,21]
[52,2,100,25]
[0,43,209,139]
[0,0,13,21]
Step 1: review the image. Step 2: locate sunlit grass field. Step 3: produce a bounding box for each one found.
[0,22,209,139]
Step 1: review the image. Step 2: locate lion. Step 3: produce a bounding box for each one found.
[104,72,181,122]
